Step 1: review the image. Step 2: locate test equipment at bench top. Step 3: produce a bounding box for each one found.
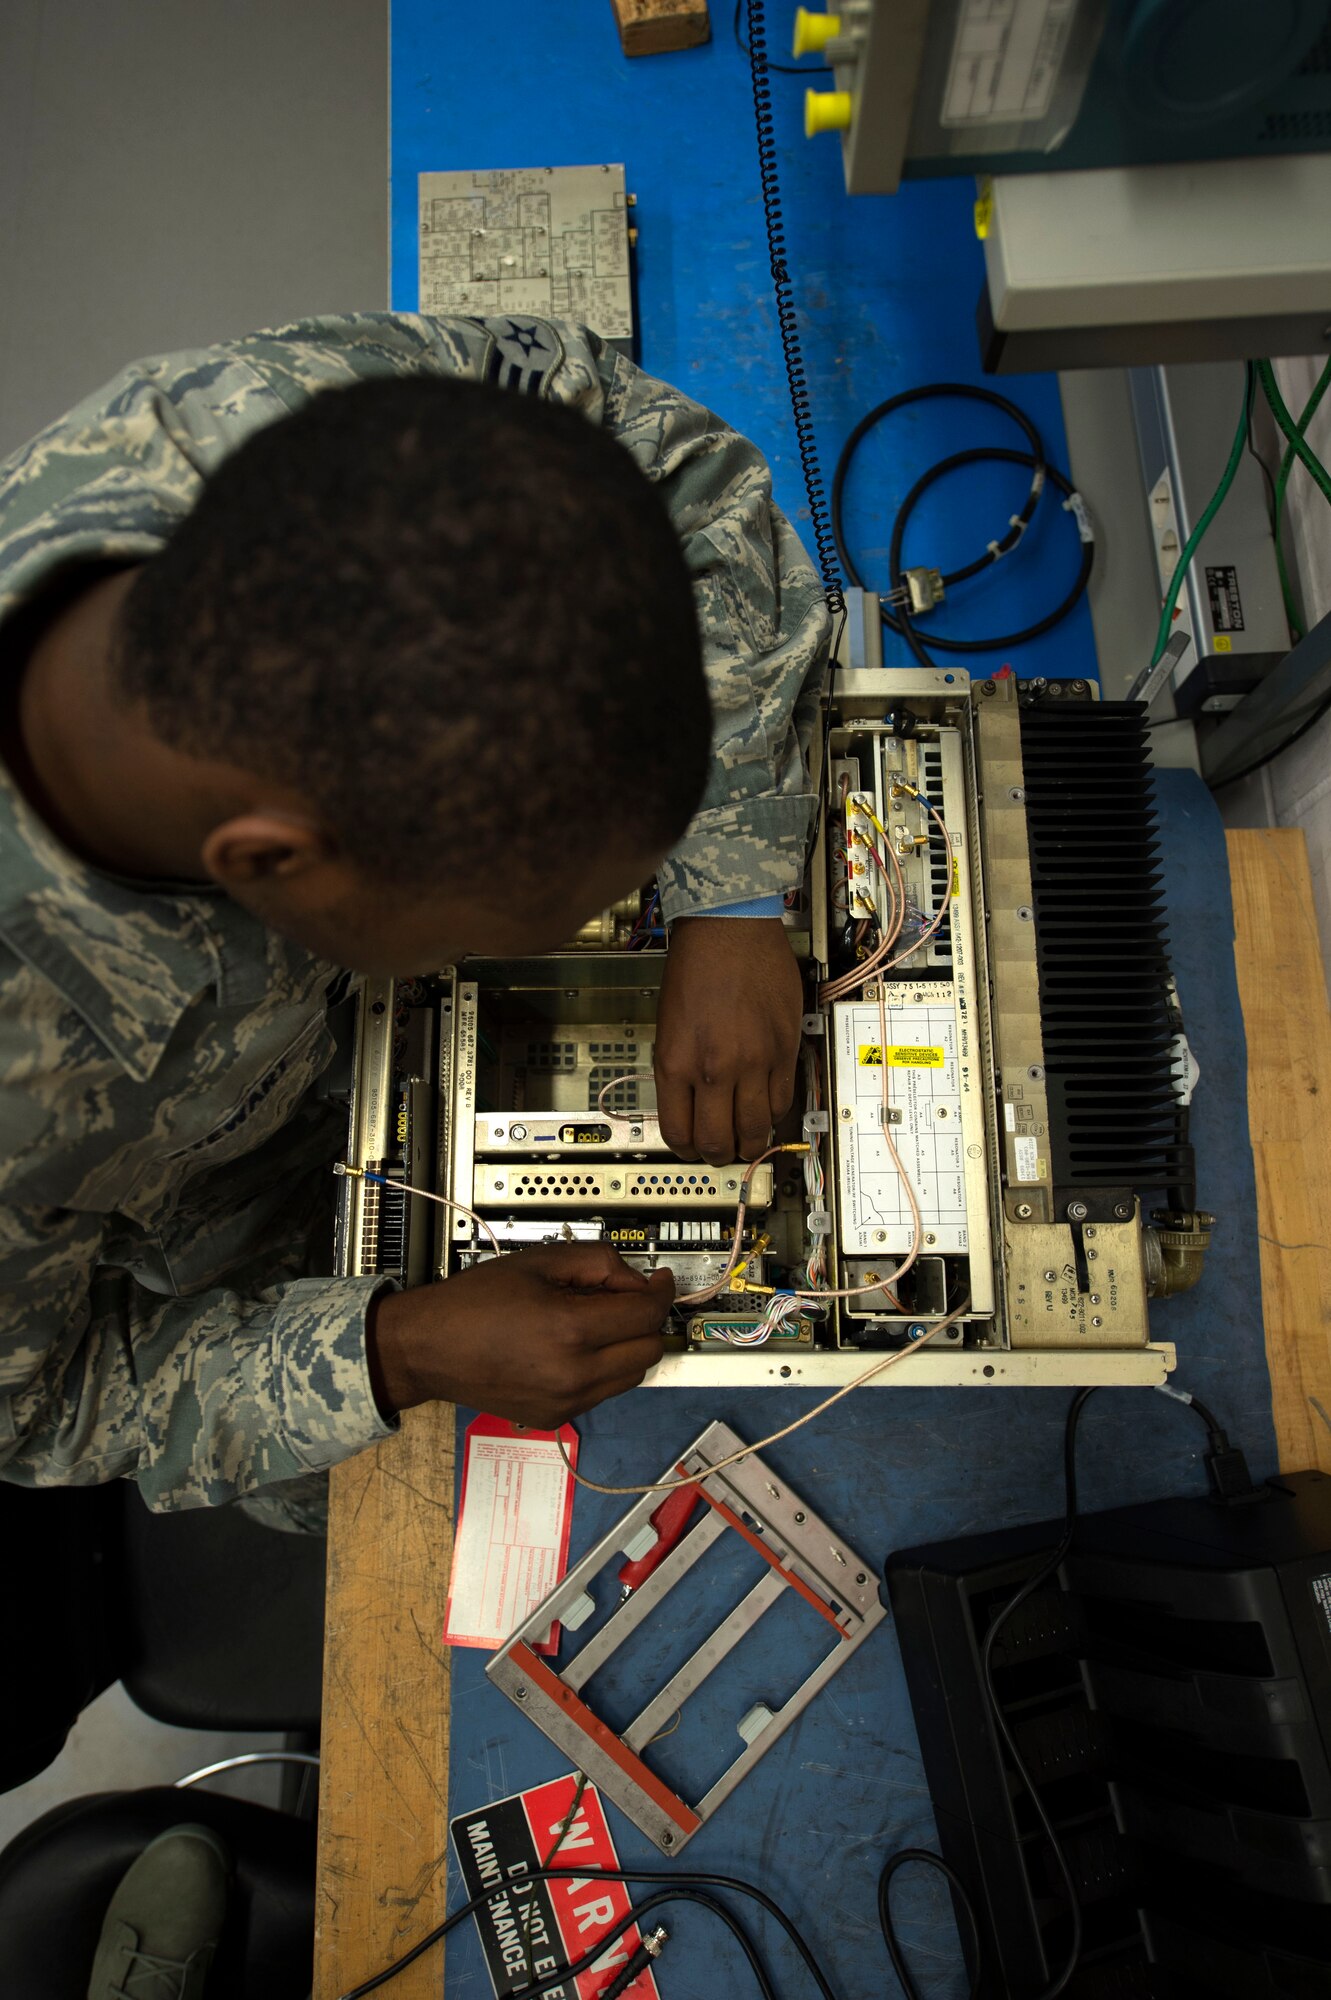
[336,615,1210,1388]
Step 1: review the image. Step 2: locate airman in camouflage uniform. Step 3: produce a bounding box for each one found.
[0,314,828,1528]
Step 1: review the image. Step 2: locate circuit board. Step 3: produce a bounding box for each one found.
[417,164,633,343]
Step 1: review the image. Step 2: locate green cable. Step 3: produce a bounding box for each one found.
[1268,355,1331,643]
[1150,367,1252,667]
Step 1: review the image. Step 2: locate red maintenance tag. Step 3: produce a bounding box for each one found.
[444,1417,579,1653]
[449,1774,661,2000]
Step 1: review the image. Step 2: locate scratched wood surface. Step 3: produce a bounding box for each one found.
[314,1400,456,2000]
[1227,828,1331,1473]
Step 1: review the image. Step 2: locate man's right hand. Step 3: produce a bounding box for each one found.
[365,1241,673,1428]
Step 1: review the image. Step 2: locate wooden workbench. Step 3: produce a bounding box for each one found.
[311,826,1331,2000]
[1226,828,1331,1473]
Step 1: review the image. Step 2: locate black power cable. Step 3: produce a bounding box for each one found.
[832,384,1094,668]
[879,1849,984,2000]
[890,449,1093,671]
[338,1861,838,2000]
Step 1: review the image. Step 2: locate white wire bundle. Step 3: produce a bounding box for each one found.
[709,1289,805,1346]
[801,1044,827,1289]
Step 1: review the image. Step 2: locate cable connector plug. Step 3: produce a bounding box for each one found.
[1204,1433,1257,1504]
[1154,1383,1257,1503]
[596,1925,668,1999]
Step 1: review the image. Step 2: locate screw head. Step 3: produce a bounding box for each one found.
[1008,787,1025,802]
[1090,1294,1101,1306]
[1091,1316,1103,1328]
[662,1831,675,1848]
[1027,1064,1045,1082]
[1015,1202,1033,1219]
[1067,1200,1088,1222]
[609,1180,622,1192]
[874,1229,888,1243]
[856,1572,867,1584]
[1113,1202,1132,1220]
[1016,905,1034,923]
[515,1686,527,1701]
[794,1511,806,1523]
[1043,1269,1058,1282]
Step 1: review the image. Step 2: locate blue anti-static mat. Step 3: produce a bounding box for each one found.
[390,2,1098,683]
[388,8,1271,1989]
[441,769,1277,2000]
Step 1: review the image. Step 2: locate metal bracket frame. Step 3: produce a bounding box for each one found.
[487,1420,887,1853]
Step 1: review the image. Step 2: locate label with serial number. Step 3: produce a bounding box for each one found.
[1206,564,1245,633]
[943,0,1076,127]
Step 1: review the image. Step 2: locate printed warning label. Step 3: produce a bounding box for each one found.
[450,1777,660,1999]
[1206,564,1245,633]
[857,1044,947,1068]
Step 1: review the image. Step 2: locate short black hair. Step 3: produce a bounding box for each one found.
[115,373,710,888]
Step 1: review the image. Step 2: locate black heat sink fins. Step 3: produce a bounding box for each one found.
[1017,699,1192,1202]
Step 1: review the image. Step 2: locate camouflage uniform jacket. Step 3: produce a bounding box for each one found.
[0,313,829,1511]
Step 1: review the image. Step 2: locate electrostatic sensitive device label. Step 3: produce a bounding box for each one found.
[444,1418,578,1653]
[450,1776,661,1999]
[858,1044,947,1068]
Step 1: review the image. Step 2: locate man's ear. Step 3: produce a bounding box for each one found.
[200,812,336,887]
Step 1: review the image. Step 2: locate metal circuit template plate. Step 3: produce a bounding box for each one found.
[487,1421,886,1853]
[832,991,969,1255]
[418,164,633,340]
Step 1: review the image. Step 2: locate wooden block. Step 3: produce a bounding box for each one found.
[313,1402,456,2000]
[610,0,711,57]
[1226,827,1331,1474]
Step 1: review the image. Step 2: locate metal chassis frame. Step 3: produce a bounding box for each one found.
[487,1421,887,1853]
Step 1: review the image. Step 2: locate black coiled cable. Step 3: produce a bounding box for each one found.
[743,0,845,618]
[832,382,1094,669]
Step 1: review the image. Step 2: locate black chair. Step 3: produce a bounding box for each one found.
[0,1788,316,2000]
[1,1478,327,1993]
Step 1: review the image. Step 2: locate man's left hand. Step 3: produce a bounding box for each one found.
[654,917,804,1164]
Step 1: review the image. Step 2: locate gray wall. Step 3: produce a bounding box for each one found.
[0,0,389,461]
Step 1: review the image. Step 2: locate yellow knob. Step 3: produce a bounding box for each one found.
[804,88,853,137]
[792,7,842,56]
